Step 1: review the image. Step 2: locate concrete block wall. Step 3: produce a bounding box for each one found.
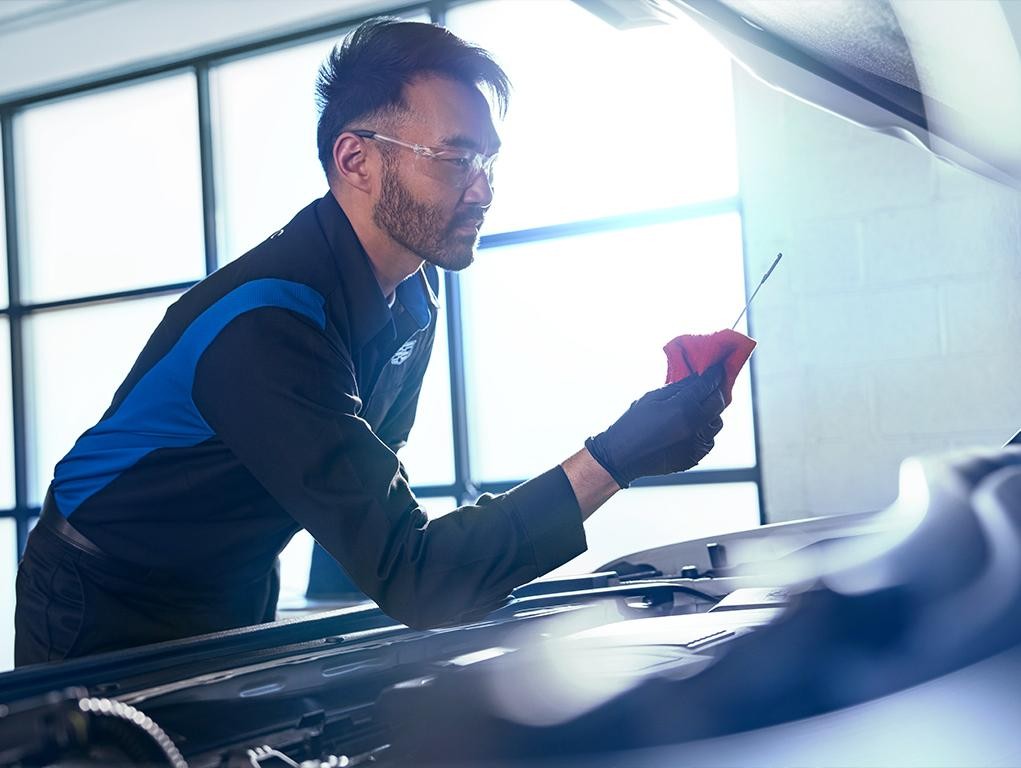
[734,67,1021,522]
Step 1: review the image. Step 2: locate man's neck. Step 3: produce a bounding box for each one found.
[332,188,423,298]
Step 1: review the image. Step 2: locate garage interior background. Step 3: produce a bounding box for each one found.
[0,0,1018,672]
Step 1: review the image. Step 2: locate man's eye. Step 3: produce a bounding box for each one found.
[446,157,472,169]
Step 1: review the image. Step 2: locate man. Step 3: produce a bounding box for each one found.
[14,19,726,666]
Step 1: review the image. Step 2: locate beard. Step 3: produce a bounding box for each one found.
[372,155,482,271]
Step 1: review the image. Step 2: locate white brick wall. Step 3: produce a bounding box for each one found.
[734,67,1021,522]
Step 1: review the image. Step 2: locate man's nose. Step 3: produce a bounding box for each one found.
[462,169,494,207]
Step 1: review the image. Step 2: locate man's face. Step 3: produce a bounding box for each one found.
[371,75,501,271]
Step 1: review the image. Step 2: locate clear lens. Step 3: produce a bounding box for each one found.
[362,132,496,189]
[480,154,498,187]
[415,151,497,189]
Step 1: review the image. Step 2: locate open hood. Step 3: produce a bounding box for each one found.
[577,0,1021,188]
[4,446,1021,765]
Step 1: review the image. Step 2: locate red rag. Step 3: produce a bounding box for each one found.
[663,328,757,405]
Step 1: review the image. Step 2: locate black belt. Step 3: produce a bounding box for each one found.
[37,497,171,582]
[39,492,114,562]
[37,492,277,589]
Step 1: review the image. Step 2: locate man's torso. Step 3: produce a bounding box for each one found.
[42,194,439,584]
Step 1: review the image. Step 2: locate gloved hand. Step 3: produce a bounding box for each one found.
[584,368,726,489]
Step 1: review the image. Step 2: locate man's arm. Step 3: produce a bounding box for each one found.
[561,448,620,521]
[194,307,725,630]
[193,307,586,630]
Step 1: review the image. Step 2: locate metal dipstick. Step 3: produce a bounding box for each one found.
[732,252,783,331]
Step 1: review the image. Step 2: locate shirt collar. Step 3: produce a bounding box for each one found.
[396,264,440,331]
[314,192,391,349]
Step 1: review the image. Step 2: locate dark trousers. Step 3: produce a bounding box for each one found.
[15,520,279,667]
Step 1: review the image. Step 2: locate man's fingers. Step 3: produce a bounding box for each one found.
[694,417,722,451]
[699,416,724,440]
[698,388,726,419]
[700,364,724,392]
[688,437,714,468]
[659,364,725,403]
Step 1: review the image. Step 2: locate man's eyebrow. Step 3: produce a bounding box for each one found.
[439,133,502,154]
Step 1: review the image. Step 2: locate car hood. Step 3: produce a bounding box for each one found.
[579,0,1021,188]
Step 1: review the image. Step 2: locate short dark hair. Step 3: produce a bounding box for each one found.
[315,18,510,176]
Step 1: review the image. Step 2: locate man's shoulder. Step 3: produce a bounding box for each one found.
[239,197,327,262]
[215,197,340,295]
[165,198,336,331]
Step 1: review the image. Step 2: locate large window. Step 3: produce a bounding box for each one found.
[0,72,207,670]
[0,121,13,673]
[448,0,758,572]
[211,37,344,265]
[13,73,205,506]
[0,318,13,510]
[0,131,9,307]
[550,482,760,576]
[0,0,759,669]
[0,127,14,508]
[16,75,206,302]
[460,215,754,482]
[445,0,739,233]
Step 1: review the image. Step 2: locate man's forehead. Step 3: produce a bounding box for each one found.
[400,75,501,152]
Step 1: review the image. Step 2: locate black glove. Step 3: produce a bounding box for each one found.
[585,368,726,489]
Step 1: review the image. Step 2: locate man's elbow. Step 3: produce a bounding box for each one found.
[375,587,507,631]
[374,589,462,630]
[375,599,449,631]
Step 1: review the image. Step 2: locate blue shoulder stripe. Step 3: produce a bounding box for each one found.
[52,278,327,517]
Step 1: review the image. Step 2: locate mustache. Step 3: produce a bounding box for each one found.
[451,206,487,228]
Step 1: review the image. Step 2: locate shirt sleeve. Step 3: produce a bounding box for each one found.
[193,306,587,629]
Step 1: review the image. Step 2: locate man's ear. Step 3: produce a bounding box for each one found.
[332,133,373,193]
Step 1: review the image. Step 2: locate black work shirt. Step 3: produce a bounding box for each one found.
[46,193,587,629]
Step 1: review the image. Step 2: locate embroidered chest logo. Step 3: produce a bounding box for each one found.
[390,339,417,366]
